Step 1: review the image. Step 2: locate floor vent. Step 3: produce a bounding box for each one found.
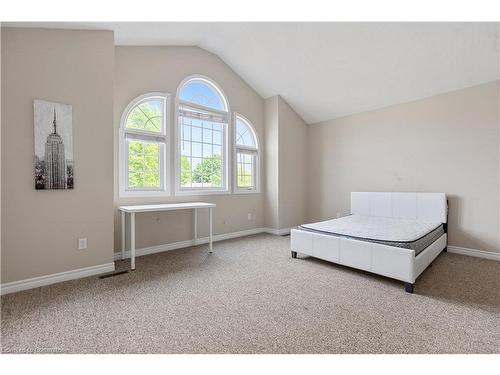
[99,270,129,279]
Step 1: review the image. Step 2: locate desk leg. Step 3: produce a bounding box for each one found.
[130,212,136,270]
[121,211,126,260]
[209,207,213,253]
[194,208,198,246]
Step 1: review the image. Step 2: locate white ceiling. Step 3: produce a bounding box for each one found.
[6,22,500,123]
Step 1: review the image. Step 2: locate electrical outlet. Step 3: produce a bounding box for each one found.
[247,213,252,221]
[78,238,87,250]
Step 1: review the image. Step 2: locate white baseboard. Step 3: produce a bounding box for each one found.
[1,228,289,295]
[4,234,495,296]
[447,246,500,261]
[0,262,115,296]
[115,227,268,260]
[264,227,291,236]
[114,227,292,260]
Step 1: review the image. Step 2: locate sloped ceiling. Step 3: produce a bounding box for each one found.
[6,22,499,123]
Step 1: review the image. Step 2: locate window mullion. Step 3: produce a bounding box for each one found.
[236,147,257,154]
[125,131,166,143]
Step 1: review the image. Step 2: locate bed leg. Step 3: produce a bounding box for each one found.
[404,282,414,294]
[443,247,447,252]
[291,251,297,259]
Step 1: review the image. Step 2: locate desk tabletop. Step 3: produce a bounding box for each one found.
[118,202,216,213]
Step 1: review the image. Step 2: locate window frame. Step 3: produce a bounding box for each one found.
[233,113,260,194]
[175,75,231,196]
[119,92,171,198]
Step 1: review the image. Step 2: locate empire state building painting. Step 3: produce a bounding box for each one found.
[34,100,74,190]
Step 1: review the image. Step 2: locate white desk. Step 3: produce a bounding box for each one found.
[118,202,216,270]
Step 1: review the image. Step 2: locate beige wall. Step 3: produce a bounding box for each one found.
[264,96,279,229]
[308,81,500,253]
[2,28,497,286]
[114,47,265,251]
[278,97,308,229]
[1,28,115,283]
[498,26,500,253]
[264,95,308,230]
[0,26,2,275]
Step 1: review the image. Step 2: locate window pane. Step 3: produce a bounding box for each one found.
[128,141,160,189]
[242,132,253,146]
[179,80,226,111]
[236,151,254,189]
[213,130,222,145]
[203,128,212,143]
[211,162,222,187]
[182,125,191,141]
[213,145,222,157]
[235,117,256,148]
[190,155,222,188]
[192,142,202,157]
[180,113,226,190]
[192,126,202,142]
[126,98,164,133]
[202,144,213,158]
[181,141,190,156]
[180,156,192,188]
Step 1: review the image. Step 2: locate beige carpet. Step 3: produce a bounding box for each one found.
[1,234,499,354]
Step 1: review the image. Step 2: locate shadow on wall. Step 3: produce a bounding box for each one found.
[447,195,496,251]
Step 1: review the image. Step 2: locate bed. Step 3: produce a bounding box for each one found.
[290,192,448,293]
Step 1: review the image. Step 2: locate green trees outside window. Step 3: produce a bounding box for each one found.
[181,154,222,187]
[236,152,254,188]
[126,99,163,133]
[128,141,160,188]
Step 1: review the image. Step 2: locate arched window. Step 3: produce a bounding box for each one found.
[234,114,259,193]
[177,76,229,193]
[119,93,169,196]
[179,80,227,111]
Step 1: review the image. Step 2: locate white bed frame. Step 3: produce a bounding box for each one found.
[290,192,448,293]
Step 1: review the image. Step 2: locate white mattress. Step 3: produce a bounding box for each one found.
[300,215,441,242]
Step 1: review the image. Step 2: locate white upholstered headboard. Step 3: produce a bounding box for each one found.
[351,192,447,223]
